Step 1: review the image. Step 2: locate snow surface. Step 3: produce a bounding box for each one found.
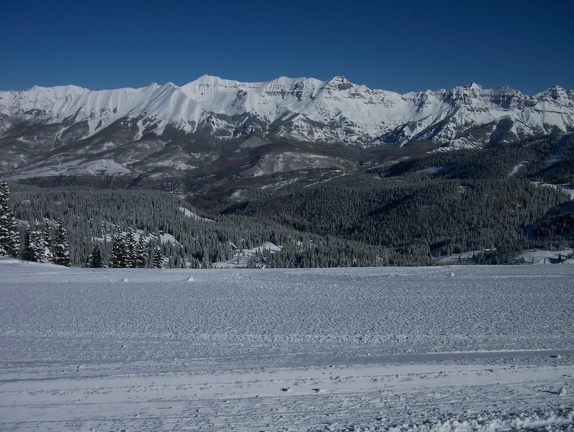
[214,241,282,268]
[533,182,574,200]
[516,249,574,265]
[435,248,574,265]
[1,259,573,431]
[179,206,214,222]
[6,158,131,179]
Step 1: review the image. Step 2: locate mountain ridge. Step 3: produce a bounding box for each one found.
[1,76,573,183]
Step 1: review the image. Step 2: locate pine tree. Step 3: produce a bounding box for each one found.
[152,245,163,269]
[29,224,51,263]
[110,231,127,268]
[52,220,71,267]
[43,224,54,263]
[0,181,20,258]
[135,235,148,268]
[87,244,103,268]
[22,228,34,261]
[125,227,136,268]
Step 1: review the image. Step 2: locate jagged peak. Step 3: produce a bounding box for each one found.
[548,85,566,91]
[444,82,484,95]
[465,82,482,91]
[532,85,574,103]
[488,86,524,99]
[327,75,349,84]
[493,85,519,93]
[324,76,353,91]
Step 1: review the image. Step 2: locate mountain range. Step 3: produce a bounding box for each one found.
[1,76,573,197]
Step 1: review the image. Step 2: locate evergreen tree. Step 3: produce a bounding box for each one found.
[110,231,128,268]
[125,227,136,268]
[135,235,148,268]
[52,220,71,267]
[43,224,54,263]
[152,245,163,269]
[28,224,51,263]
[0,181,20,258]
[21,228,34,261]
[87,244,103,268]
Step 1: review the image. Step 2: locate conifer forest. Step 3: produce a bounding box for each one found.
[1,133,573,268]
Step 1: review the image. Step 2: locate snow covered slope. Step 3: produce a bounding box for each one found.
[2,77,573,145]
[1,260,573,431]
[1,76,573,178]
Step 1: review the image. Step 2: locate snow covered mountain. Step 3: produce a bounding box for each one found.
[1,76,573,180]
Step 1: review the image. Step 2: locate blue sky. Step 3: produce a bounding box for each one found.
[1,0,573,94]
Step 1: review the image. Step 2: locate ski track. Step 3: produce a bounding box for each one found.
[0,262,573,431]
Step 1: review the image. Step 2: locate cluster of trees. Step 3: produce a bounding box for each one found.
[0,181,20,258]
[105,228,163,269]
[0,181,71,266]
[22,221,71,266]
[2,181,382,268]
[7,185,192,268]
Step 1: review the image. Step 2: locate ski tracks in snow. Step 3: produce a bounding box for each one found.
[0,262,573,430]
[1,355,573,431]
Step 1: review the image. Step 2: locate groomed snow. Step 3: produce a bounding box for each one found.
[0,259,573,431]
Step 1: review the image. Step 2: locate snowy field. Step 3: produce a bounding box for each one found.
[1,259,573,431]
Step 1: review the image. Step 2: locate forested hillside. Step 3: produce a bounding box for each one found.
[1,134,573,268]
[3,183,382,268]
[219,134,574,264]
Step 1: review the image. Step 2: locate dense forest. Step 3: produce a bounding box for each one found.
[0,182,383,268]
[1,133,573,268]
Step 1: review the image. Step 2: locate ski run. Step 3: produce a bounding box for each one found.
[1,258,573,431]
